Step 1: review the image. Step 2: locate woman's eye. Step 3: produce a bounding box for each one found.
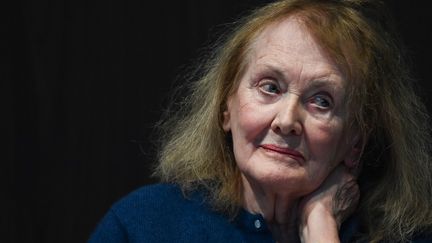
[260,82,280,94]
[311,95,332,109]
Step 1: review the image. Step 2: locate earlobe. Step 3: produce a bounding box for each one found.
[344,147,360,168]
[343,135,362,169]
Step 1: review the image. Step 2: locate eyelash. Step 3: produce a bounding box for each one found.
[309,93,333,109]
[258,80,281,95]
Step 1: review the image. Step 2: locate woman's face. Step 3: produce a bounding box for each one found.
[223,17,356,197]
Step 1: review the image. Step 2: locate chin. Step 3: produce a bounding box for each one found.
[243,165,319,196]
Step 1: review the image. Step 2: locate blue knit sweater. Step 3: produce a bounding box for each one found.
[88,184,431,243]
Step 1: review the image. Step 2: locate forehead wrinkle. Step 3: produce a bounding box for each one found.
[250,44,342,87]
[250,56,343,91]
[244,16,346,96]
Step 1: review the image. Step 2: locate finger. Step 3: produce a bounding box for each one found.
[332,179,360,223]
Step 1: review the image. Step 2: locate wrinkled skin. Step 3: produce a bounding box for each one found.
[222,16,361,242]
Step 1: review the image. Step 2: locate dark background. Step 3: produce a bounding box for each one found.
[4,1,431,242]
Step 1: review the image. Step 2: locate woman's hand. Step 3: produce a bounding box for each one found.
[297,164,360,243]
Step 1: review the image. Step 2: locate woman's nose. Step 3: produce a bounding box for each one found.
[270,96,303,136]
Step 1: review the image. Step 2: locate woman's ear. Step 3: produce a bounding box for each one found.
[222,110,231,132]
[344,147,361,168]
[343,135,362,169]
[222,97,232,132]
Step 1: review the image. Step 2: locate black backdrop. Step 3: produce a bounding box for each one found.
[5,1,431,242]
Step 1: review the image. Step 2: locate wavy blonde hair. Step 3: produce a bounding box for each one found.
[154,0,432,241]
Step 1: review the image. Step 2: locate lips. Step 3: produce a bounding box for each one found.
[260,144,305,163]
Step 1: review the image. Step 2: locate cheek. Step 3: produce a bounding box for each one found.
[229,98,276,172]
[302,122,344,193]
[305,117,345,165]
[231,100,272,143]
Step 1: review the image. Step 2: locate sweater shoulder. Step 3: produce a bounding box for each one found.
[110,183,201,218]
[104,183,241,242]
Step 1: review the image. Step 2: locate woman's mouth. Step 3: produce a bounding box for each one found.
[260,144,305,163]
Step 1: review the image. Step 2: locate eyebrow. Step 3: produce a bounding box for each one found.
[256,63,286,81]
[306,79,342,91]
[258,63,343,89]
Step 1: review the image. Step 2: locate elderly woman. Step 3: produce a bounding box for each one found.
[89,0,432,242]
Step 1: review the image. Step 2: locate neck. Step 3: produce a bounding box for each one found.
[241,175,300,242]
